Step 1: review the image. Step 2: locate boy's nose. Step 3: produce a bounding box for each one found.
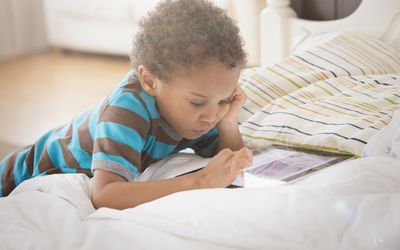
[200,106,218,124]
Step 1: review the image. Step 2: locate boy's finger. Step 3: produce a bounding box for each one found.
[232,158,249,170]
[215,148,234,161]
[239,147,253,163]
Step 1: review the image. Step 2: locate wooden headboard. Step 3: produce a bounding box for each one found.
[260,0,400,67]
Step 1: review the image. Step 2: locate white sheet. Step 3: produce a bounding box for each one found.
[1,156,399,250]
[363,111,400,158]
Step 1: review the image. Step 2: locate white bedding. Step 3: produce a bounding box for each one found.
[1,32,399,250]
[239,32,400,156]
[1,156,399,250]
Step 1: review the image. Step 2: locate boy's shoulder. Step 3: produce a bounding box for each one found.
[102,70,160,123]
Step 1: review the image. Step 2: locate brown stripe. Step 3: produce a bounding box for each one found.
[175,139,190,152]
[78,111,94,157]
[42,168,62,175]
[141,152,160,171]
[99,95,111,116]
[150,118,181,145]
[75,168,93,177]
[191,134,219,156]
[24,144,35,177]
[123,76,142,93]
[58,123,81,169]
[53,123,67,133]
[123,78,181,144]
[93,137,142,171]
[37,148,57,174]
[99,105,150,140]
[121,79,151,118]
[1,151,18,196]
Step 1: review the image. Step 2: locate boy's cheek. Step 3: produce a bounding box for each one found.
[220,105,231,118]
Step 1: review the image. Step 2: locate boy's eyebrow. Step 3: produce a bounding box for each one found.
[190,92,207,98]
[190,88,236,100]
[226,88,236,99]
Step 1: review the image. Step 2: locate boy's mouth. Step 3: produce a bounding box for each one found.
[193,129,208,136]
[192,123,213,136]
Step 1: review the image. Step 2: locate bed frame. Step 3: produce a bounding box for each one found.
[260,0,400,67]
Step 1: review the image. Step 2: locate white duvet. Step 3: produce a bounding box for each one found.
[0,156,399,250]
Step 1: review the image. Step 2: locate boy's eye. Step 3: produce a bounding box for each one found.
[190,101,205,107]
[219,99,232,105]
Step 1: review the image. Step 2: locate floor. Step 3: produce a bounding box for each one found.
[0,50,131,159]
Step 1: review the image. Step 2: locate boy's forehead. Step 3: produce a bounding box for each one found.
[189,86,236,98]
[171,67,239,96]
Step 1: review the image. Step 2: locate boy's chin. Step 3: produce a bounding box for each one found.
[183,134,200,140]
[182,131,203,140]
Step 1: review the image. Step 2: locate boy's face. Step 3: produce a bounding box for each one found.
[140,61,241,140]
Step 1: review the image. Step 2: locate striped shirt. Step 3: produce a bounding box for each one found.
[0,71,219,197]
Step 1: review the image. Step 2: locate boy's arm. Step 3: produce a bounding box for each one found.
[216,121,244,152]
[91,148,252,210]
[92,169,200,210]
[216,85,246,152]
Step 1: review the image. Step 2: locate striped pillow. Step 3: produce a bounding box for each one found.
[238,32,400,156]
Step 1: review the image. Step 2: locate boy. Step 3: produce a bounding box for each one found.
[0,0,252,209]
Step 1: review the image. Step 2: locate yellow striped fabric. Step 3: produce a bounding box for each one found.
[238,33,400,156]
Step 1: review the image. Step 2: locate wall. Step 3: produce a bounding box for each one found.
[0,0,48,60]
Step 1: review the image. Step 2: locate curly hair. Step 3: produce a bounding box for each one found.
[131,0,247,80]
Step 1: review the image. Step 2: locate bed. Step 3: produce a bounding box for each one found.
[1,0,400,249]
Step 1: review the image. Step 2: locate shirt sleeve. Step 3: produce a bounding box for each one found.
[190,127,220,158]
[91,91,150,181]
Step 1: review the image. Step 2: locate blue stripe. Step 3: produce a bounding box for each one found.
[88,100,104,138]
[319,101,369,116]
[93,152,138,174]
[36,125,71,172]
[365,75,391,86]
[322,80,342,92]
[119,70,135,86]
[144,136,177,158]
[306,50,351,76]
[316,45,366,75]
[0,155,11,197]
[349,76,366,84]
[335,38,388,74]
[352,35,400,66]
[276,64,312,84]
[70,111,93,168]
[242,106,254,115]
[248,121,312,136]
[261,110,365,130]
[13,148,31,186]
[246,121,367,144]
[32,129,56,176]
[241,125,294,135]
[111,92,150,122]
[240,78,275,100]
[286,93,307,105]
[46,139,67,168]
[95,122,145,152]
[295,55,337,77]
[139,90,160,119]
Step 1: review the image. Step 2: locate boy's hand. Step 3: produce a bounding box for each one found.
[195,147,253,188]
[219,86,247,125]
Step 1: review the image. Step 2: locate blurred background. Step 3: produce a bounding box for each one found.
[0,0,266,158]
[0,0,361,158]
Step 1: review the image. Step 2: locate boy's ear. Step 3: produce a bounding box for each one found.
[138,65,157,96]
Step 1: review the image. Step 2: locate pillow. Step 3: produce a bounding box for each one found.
[238,32,400,156]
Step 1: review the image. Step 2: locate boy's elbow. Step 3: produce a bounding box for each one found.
[91,169,130,210]
[91,184,122,210]
[91,182,140,210]
[91,187,109,210]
